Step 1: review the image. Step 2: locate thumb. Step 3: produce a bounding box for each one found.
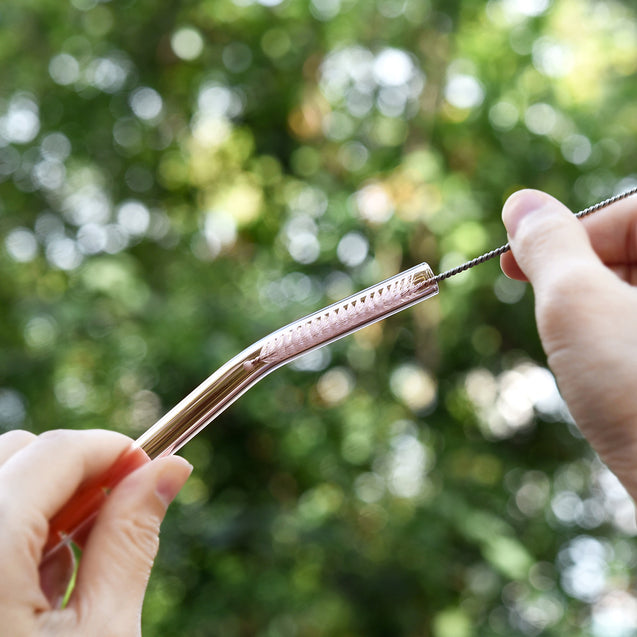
[501,190,637,501]
[501,189,601,287]
[69,456,192,631]
[500,189,625,365]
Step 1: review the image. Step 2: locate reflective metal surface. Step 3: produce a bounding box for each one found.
[136,261,439,459]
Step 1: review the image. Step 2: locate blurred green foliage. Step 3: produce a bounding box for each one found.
[1,0,637,635]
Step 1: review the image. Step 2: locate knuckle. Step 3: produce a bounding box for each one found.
[73,611,138,637]
[37,428,73,445]
[515,208,564,249]
[537,262,596,326]
[22,512,49,562]
[0,429,36,445]
[0,495,48,562]
[538,271,577,316]
[95,622,138,637]
[535,262,613,368]
[114,512,162,567]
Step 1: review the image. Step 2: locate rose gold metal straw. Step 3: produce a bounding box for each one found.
[44,262,439,558]
[135,262,439,458]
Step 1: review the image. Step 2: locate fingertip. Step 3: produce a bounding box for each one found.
[76,455,192,567]
[154,456,193,508]
[500,251,528,281]
[502,189,554,239]
[69,456,192,622]
[500,188,598,286]
[0,429,37,467]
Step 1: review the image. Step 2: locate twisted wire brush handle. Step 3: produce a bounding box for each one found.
[43,185,637,560]
[433,186,637,283]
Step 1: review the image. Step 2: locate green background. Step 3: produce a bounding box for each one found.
[1,0,637,635]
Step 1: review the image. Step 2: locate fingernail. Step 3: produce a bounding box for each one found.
[155,456,193,507]
[503,189,548,238]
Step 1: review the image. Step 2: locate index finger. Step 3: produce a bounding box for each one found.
[0,430,133,562]
[0,430,37,467]
[576,194,637,266]
[501,193,637,282]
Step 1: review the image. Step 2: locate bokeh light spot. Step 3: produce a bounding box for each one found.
[49,53,81,86]
[0,388,26,430]
[444,73,485,110]
[130,87,163,122]
[171,27,204,61]
[317,367,355,405]
[5,228,38,262]
[0,95,40,144]
[336,231,368,267]
[390,364,437,413]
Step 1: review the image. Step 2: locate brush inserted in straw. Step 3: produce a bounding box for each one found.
[252,263,437,367]
[135,262,438,459]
